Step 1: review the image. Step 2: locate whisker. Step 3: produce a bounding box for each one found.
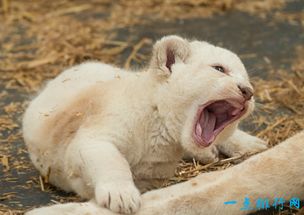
[246,67,259,74]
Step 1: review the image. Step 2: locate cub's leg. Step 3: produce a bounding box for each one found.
[217,128,268,157]
[65,133,140,214]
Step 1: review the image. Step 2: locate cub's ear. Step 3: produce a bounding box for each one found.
[149,35,191,78]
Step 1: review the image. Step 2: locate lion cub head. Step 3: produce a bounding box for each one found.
[148,35,254,153]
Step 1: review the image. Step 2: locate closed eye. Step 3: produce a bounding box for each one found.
[212,65,226,73]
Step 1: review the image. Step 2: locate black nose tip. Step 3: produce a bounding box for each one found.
[238,85,253,101]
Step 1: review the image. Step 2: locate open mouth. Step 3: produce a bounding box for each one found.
[193,100,246,147]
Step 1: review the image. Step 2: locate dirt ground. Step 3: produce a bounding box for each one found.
[0,0,303,214]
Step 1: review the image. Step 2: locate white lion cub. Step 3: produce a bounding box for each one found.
[23,35,267,214]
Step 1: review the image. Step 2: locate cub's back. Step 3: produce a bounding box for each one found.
[23,62,128,147]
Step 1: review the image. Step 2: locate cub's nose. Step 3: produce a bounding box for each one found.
[238,85,253,101]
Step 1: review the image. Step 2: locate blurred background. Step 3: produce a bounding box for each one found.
[0,0,303,214]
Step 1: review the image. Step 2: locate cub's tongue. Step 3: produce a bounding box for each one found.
[200,109,216,144]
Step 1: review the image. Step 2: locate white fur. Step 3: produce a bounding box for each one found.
[23,35,267,214]
[26,131,304,215]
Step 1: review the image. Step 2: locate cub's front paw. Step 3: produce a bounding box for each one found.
[221,135,268,157]
[95,181,141,214]
[195,146,220,164]
[243,136,268,154]
[184,145,219,164]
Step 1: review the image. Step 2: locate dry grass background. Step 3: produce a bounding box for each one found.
[0,0,303,214]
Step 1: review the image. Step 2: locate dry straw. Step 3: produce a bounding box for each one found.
[0,0,303,214]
